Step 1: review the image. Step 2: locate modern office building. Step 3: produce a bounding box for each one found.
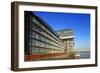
[25,11,66,56]
[24,11,74,61]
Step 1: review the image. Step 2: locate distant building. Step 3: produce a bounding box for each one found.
[56,29,74,52]
[24,11,74,60]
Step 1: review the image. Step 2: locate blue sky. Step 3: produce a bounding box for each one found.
[33,11,90,51]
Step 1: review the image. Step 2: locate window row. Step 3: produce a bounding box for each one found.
[29,31,64,48]
[29,39,64,50]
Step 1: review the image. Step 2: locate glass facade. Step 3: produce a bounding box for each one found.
[25,11,66,56]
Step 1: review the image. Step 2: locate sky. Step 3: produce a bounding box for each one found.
[33,11,90,51]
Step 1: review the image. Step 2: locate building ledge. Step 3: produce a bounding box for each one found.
[59,36,74,39]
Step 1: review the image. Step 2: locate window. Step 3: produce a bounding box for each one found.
[32,32,36,38]
[38,41,41,47]
[35,27,39,32]
[32,32,34,38]
[32,40,36,46]
[32,23,36,30]
[35,34,38,39]
[37,34,40,38]
[70,41,74,47]
[43,37,46,41]
[35,41,38,46]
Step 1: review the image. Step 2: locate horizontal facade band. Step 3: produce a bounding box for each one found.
[59,36,74,39]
